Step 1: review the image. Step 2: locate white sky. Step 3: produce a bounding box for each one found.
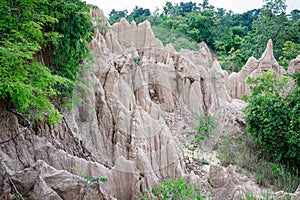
[85,0,299,16]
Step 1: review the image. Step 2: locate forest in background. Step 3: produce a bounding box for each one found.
[108,0,300,72]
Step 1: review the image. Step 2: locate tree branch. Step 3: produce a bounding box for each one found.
[0,127,27,145]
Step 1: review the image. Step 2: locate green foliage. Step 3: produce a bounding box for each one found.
[219,48,246,73]
[279,41,300,69]
[72,167,108,198]
[189,115,216,150]
[263,0,287,15]
[290,9,300,22]
[152,27,198,51]
[0,0,93,124]
[218,133,300,192]
[239,0,298,61]
[72,168,108,184]
[108,9,128,24]
[151,178,202,200]
[132,56,142,67]
[44,0,93,103]
[127,6,151,24]
[245,193,273,200]
[244,71,300,170]
[198,158,209,166]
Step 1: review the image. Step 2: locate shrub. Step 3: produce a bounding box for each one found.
[188,115,216,150]
[244,71,300,170]
[217,133,300,192]
[151,178,202,200]
[72,168,108,184]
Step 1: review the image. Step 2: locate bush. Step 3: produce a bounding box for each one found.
[188,115,216,149]
[244,71,300,170]
[217,133,300,192]
[151,178,202,200]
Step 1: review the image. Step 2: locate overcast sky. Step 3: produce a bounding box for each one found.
[85,0,299,16]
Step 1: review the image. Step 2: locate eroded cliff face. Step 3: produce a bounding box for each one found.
[0,9,299,200]
[225,39,300,100]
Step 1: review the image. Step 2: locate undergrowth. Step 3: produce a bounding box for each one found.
[217,133,300,193]
[138,178,203,200]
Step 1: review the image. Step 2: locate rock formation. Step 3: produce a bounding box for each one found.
[0,9,299,200]
[275,184,300,200]
[287,55,300,75]
[225,40,286,99]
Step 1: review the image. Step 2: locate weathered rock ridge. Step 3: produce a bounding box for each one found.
[226,39,300,99]
[0,9,299,199]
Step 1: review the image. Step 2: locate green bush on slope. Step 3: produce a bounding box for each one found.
[0,0,93,124]
[152,178,202,200]
[244,71,300,170]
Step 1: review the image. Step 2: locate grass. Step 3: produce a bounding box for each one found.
[217,133,300,193]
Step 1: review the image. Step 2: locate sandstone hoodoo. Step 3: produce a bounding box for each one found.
[225,39,286,100]
[0,8,299,200]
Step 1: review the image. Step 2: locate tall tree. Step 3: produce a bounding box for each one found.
[290,9,300,22]
[127,6,151,24]
[178,2,199,16]
[108,9,128,24]
[263,0,287,15]
[241,0,291,59]
[200,0,213,10]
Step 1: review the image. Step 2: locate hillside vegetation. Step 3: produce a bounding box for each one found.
[0,0,93,124]
[109,0,300,72]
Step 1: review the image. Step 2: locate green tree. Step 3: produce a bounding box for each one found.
[241,0,292,59]
[108,9,128,24]
[290,9,300,22]
[199,0,214,11]
[152,27,198,51]
[178,1,199,16]
[290,20,300,43]
[279,41,300,69]
[213,9,251,72]
[244,72,300,169]
[0,0,93,124]
[232,9,260,30]
[162,1,177,16]
[263,0,287,15]
[184,10,216,47]
[127,6,151,24]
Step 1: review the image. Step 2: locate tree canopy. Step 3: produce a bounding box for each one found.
[0,0,93,124]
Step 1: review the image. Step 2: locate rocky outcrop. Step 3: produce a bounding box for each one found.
[274,183,300,200]
[1,9,298,200]
[208,165,265,199]
[287,55,300,75]
[226,40,286,99]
